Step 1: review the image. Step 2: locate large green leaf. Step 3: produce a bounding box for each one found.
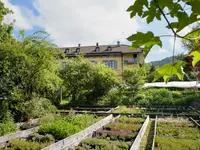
[127,31,162,57]
[153,61,185,83]
[183,0,200,14]
[190,50,200,67]
[127,0,148,18]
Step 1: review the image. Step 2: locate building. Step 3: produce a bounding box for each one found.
[59,42,144,74]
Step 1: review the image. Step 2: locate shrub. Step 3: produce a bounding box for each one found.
[171,91,182,99]
[0,120,18,136]
[25,97,57,119]
[38,115,100,140]
[137,88,173,106]
[5,139,52,150]
[0,112,18,136]
[102,88,123,106]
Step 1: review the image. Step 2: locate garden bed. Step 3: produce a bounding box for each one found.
[0,114,102,150]
[154,117,200,150]
[74,116,147,150]
[111,106,198,116]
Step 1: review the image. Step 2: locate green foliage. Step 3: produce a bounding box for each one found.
[190,50,200,67]
[2,139,52,150]
[60,56,119,106]
[127,31,162,57]
[113,106,144,114]
[153,61,185,83]
[122,66,145,105]
[155,137,200,150]
[104,122,142,132]
[0,120,18,136]
[80,138,132,150]
[116,116,145,124]
[155,118,200,150]
[0,30,62,121]
[137,88,173,106]
[38,114,100,140]
[27,133,55,143]
[24,97,57,119]
[127,0,200,82]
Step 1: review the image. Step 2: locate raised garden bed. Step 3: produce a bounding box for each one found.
[0,114,102,150]
[154,117,200,150]
[74,116,147,150]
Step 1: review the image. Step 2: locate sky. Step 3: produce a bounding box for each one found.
[2,0,191,62]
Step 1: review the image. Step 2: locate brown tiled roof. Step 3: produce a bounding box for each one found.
[60,44,143,55]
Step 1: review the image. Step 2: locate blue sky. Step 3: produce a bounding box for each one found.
[3,0,190,62]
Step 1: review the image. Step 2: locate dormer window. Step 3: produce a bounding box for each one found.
[107,46,112,51]
[76,48,80,53]
[95,47,100,52]
[64,48,69,54]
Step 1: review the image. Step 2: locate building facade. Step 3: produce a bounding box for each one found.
[59,42,144,75]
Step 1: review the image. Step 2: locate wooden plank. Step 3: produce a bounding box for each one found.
[41,115,113,150]
[0,126,39,147]
[151,116,157,150]
[130,115,150,150]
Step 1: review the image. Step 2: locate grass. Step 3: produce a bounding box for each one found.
[155,118,200,150]
[0,139,53,150]
[155,137,200,150]
[112,106,144,114]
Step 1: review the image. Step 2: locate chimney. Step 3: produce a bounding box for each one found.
[117,41,120,47]
[78,44,81,47]
[96,42,99,47]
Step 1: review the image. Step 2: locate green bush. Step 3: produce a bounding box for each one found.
[4,139,52,150]
[38,115,100,140]
[0,120,18,136]
[171,91,182,99]
[25,97,57,119]
[0,112,18,136]
[137,88,173,106]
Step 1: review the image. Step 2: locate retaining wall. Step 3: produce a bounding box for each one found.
[0,126,39,147]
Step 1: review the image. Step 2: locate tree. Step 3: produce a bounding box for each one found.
[122,66,145,104]
[60,56,119,106]
[127,0,200,83]
[60,55,95,105]
[0,31,62,121]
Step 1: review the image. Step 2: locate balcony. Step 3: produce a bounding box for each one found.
[124,59,138,64]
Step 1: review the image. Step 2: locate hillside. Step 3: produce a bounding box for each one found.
[150,57,176,67]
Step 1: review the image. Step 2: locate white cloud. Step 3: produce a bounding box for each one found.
[3,0,139,47]
[2,0,34,30]
[33,0,139,46]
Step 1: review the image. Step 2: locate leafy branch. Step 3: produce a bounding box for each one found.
[127,0,200,82]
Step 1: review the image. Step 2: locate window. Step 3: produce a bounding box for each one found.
[64,48,69,54]
[103,60,117,69]
[133,54,138,63]
[107,46,112,51]
[124,60,129,63]
[76,48,80,53]
[95,47,100,52]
